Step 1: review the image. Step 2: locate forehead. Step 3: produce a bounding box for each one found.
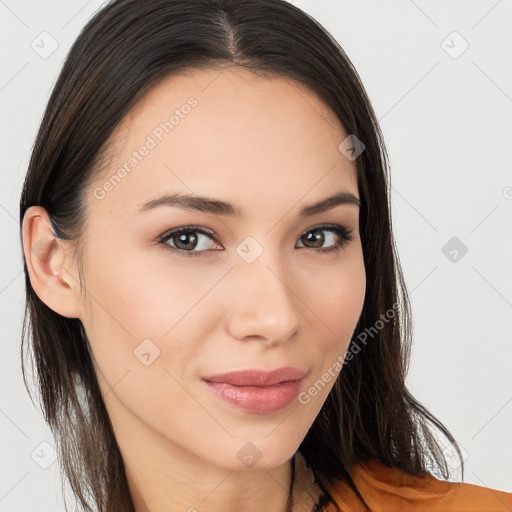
[87,66,358,220]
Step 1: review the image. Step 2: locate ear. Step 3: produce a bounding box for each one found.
[21,206,82,318]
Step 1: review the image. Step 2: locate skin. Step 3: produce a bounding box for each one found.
[22,66,366,512]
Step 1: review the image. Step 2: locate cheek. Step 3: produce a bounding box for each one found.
[80,252,212,443]
[302,245,366,343]
[300,246,366,383]
[80,246,207,387]
[320,272,365,331]
[85,243,211,331]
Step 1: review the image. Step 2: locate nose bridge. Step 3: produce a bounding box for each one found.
[226,237,301,343]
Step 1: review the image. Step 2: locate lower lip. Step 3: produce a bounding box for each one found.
[203,379,303,414]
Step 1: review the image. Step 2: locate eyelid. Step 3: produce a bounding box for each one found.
[158,225,218,244]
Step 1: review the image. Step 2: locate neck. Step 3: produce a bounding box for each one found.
[125,446,319,512]
[106,395,322,512]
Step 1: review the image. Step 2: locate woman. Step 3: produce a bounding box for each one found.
[19,0,512,511]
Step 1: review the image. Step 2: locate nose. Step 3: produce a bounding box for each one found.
[225,253,302,346]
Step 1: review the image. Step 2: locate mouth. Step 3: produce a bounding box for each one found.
[202,367,307,414]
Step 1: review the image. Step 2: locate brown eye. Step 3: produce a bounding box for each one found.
[171,232,199,251]
[300,230,325,249]
[296,225,354,254]
[159,226,220,257]
[158,223,354,258]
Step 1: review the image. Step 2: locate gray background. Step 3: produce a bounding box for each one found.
[1,0,511,510]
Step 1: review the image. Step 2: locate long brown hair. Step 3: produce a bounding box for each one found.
[19,1,464,510]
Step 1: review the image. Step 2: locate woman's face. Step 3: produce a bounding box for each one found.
[78,66,366,470]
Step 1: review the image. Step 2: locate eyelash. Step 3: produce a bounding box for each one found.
[157,223,355,258]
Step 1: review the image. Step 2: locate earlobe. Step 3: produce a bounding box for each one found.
[22,206,82,319]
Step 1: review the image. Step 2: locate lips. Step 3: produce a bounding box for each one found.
[202,367,308,413]
[202,367,307,387]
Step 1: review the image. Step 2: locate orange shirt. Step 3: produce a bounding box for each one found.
[323,460,512,511]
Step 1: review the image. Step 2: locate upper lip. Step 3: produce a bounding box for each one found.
[202,367,307,387]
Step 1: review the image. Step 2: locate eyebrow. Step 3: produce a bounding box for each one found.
[138,190,360,217]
